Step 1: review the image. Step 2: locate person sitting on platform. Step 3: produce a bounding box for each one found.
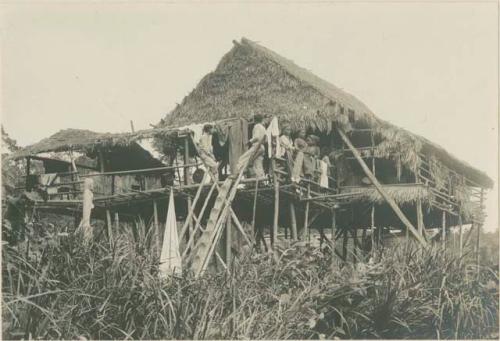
[248,113,267,178]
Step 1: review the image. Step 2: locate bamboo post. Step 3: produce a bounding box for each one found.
[342,229,348,261]
[303,184,311,241]
[361,226,367,257]
[352,227,358,262]
[442,210,446,250]
[153,200,160,257]
[106,209,113,245]
[272,158,279,248]
[184,137,193,240]
[370,205,375,249]
[331,209,336,250]
[337,128,427,246]
[476,189,484,275]
[114,212,119,230]
[458,208,463,257]
[226,213,232,269]
[289,202,298,240]
[251,178,259,243]
[416,198,424,236]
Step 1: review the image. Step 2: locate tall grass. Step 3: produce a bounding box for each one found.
[2,222,498,339]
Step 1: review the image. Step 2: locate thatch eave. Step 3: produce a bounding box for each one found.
[9,127,190,161]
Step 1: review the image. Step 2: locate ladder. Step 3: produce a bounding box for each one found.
[188,136,266,277]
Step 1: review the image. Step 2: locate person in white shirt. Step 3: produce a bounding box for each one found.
[199,124,214,156]
[248,114,267,178]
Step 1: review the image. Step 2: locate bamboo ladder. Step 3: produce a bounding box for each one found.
[188,134,266,278]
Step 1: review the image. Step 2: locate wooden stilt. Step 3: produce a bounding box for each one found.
[272,159,279,248]
[114,212,119,230]
[331,209,336,250]
[289,202,298,240]
[416,198,424,236]
[303,184,311,241]
[226,213,232,269]
[442,210,446,249]
[342,229,348,261]
[251,179,259,242]
[153,200,159,256]
[352,227,358,262]
[337,128,426,246]
[361,226,367,257]
[106,209,113,244]
[458,209,463,257]
[370,205,375,249]
[476,189,484,274]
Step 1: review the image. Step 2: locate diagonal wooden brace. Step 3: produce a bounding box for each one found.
[337,128,427,247]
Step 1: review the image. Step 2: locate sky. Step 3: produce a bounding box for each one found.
[1,1,498,230]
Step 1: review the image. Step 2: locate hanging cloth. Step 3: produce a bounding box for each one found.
[228,119,248,174]
[319,159,329,188]
[266,117,280,158]
[160,189,182,277]
[79,178,94,244]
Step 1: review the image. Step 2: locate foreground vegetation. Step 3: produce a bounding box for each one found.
[2,222,498,340]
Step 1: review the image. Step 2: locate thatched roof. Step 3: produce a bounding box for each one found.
[9,127,188,160]
[161,38,493,188]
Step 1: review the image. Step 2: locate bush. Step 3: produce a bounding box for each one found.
[2,224,498,339]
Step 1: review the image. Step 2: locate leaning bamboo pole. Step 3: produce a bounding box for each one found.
[337,128,427,247]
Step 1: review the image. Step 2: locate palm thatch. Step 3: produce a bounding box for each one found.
[341,185,431,205]
[9,127,188,160]
[160,38,492,188]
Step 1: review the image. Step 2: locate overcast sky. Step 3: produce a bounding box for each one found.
[1,1,498,230]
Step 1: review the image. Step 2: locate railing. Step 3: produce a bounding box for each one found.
[27,162,203,201]
[417,153,485,221]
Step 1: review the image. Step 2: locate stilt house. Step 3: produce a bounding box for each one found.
[8,38,493,273]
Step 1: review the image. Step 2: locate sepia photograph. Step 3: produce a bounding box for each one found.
[1,1,498,339]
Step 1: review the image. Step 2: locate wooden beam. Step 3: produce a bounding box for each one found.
[337,128,427,247]
[272,158,279,247]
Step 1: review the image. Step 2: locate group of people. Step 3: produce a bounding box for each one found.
[249,114,331,188]
[195,113,334,188]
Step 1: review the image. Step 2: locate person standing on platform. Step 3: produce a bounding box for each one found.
[291,129,308,183]
[278,126,294,158]
[303,135,320,180]
[248,114,267,178]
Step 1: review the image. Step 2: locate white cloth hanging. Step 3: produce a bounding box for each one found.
[159,189,182,277]
[319,160,329,188]
[79,178,94,243]
[267,117,280,157]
